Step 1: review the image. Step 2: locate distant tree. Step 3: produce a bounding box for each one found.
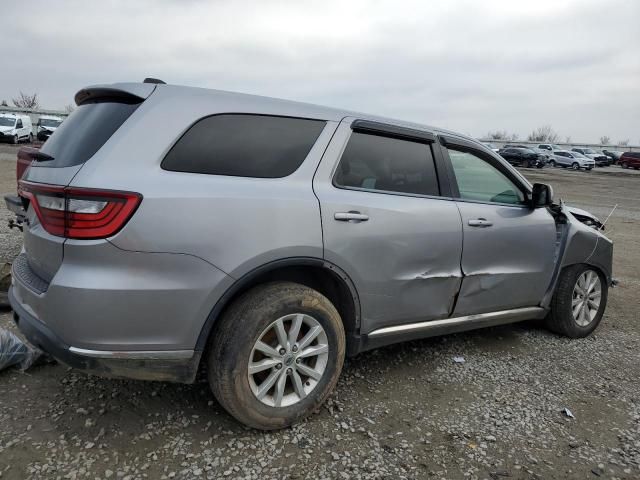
[64,104,75,114]
[600,136,611,145]
[618,139,629,146]
[486,130,519,141]
[12,92,39,109]
[0,100,7,107]
[527,125,559,143]
[564,136,572,143]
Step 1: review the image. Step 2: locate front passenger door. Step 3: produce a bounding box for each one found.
[442,140,557,316]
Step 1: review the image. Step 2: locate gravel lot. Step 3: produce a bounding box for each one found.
[1,145,639,480]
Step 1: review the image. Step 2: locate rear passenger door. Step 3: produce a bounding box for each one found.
[313,119,463,334]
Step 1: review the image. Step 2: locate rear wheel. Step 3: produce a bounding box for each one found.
[621,162,628,169]
[548,160,556,167]
[546,264,607,338]
[28,133,33,144]
[208,282,345,430]
[12,134,18,145]
[571,162,580,170]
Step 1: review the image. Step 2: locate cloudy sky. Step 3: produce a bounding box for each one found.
[3,0,639,143]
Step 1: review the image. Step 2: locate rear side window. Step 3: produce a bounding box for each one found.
[162,114,326,178]
[333,132,439,196]
[40,99,140,168]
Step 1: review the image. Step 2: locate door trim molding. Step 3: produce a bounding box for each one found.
[368,306,546,339]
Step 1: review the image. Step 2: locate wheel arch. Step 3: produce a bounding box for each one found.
[195,257,362,355]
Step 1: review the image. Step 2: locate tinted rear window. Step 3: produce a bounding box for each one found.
[334,132,440,196]
[161,114,326,178]
[40,99,140,167]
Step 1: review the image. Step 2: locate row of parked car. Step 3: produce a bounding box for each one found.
[482,142,640,171]
[0,112,65,144]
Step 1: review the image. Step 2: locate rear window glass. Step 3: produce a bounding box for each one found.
[40,100,140,167]
[161,114,326,178]
[333,132,440,196]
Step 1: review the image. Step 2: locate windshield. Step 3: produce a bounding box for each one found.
[39,119,62,128]
[0,117,16,127]
[573,152,587,158]
[583,148,596,154]
[521,148,535,154]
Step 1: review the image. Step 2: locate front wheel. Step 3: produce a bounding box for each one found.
[548,160,556,167]
[12,134,18,145]
[208,282,346,430]
[546,265,607,338]
[621,162,628,169]
[571,162,580,170]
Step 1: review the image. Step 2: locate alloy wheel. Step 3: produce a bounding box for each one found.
[572,270,601,327]
[248,313,329,408]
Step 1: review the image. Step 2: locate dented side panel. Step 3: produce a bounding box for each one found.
[313,122,464,334]
[453,202,558,316]
[540,203,612,307]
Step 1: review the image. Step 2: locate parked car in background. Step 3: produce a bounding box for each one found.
[537,144,563,154]
[36,115,64,141]
[6,80,614,430]
[498,147,545,168]
[619,152,640,169]
[602,150,624,164]
[482,142,499,152]
[0,113,33,144]
[549,150,595,170]
[571,147,610,166]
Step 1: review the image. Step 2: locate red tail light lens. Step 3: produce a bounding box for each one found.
[18,181,142,239]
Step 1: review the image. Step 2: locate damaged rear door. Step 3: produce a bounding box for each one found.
[440,137,557,316]
[314,119,463,334]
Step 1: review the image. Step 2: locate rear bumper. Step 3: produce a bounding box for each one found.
[10,287,201,383]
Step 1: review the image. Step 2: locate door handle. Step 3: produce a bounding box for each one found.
[334,212,369,222]
[468,218,493,227]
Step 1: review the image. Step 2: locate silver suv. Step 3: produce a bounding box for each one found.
[7,81,613,430]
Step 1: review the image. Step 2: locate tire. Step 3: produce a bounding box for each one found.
[545,264,608,338]
[28,133,33,144]
[536,163,544,169]
[208,281,346,430]
[571,162,580,170]
[621,162,628,169]
[548,160,555,167]
[586,167,592,171]
[12,134,18,145]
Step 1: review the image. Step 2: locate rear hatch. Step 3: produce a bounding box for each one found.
[18,83,155,283]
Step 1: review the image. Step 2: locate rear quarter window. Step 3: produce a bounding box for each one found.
[161,114,326,178]
[40,99,140,168]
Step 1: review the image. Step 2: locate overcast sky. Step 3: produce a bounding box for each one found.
[2,0,639,143]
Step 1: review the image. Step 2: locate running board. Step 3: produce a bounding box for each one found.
[362,307,546,351]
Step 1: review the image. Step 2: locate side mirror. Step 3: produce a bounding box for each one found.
[531,183,554,208]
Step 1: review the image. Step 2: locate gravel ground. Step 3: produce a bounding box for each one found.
[1,148,639,480]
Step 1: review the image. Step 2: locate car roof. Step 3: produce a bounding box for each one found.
[81,81,482,147]
[39,115,63,120]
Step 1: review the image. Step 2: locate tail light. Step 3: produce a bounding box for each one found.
[18,181,142,239]
[16,147,35,190]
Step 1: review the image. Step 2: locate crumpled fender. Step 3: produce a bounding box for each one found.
[540,201,613,308]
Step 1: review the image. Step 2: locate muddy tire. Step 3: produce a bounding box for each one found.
[208,281,345,430]
[546,264,608,338]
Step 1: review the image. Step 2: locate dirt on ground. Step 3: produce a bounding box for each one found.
[0,146,639,480]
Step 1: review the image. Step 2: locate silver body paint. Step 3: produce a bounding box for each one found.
[9,82,613,382]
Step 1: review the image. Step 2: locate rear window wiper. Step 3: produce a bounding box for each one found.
[30,151,54,162]
[20,147,54,162]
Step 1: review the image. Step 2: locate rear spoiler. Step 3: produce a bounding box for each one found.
[74,82,157,106]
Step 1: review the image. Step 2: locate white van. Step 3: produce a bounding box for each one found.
[0,113,33,144]
[36,115,64,141]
